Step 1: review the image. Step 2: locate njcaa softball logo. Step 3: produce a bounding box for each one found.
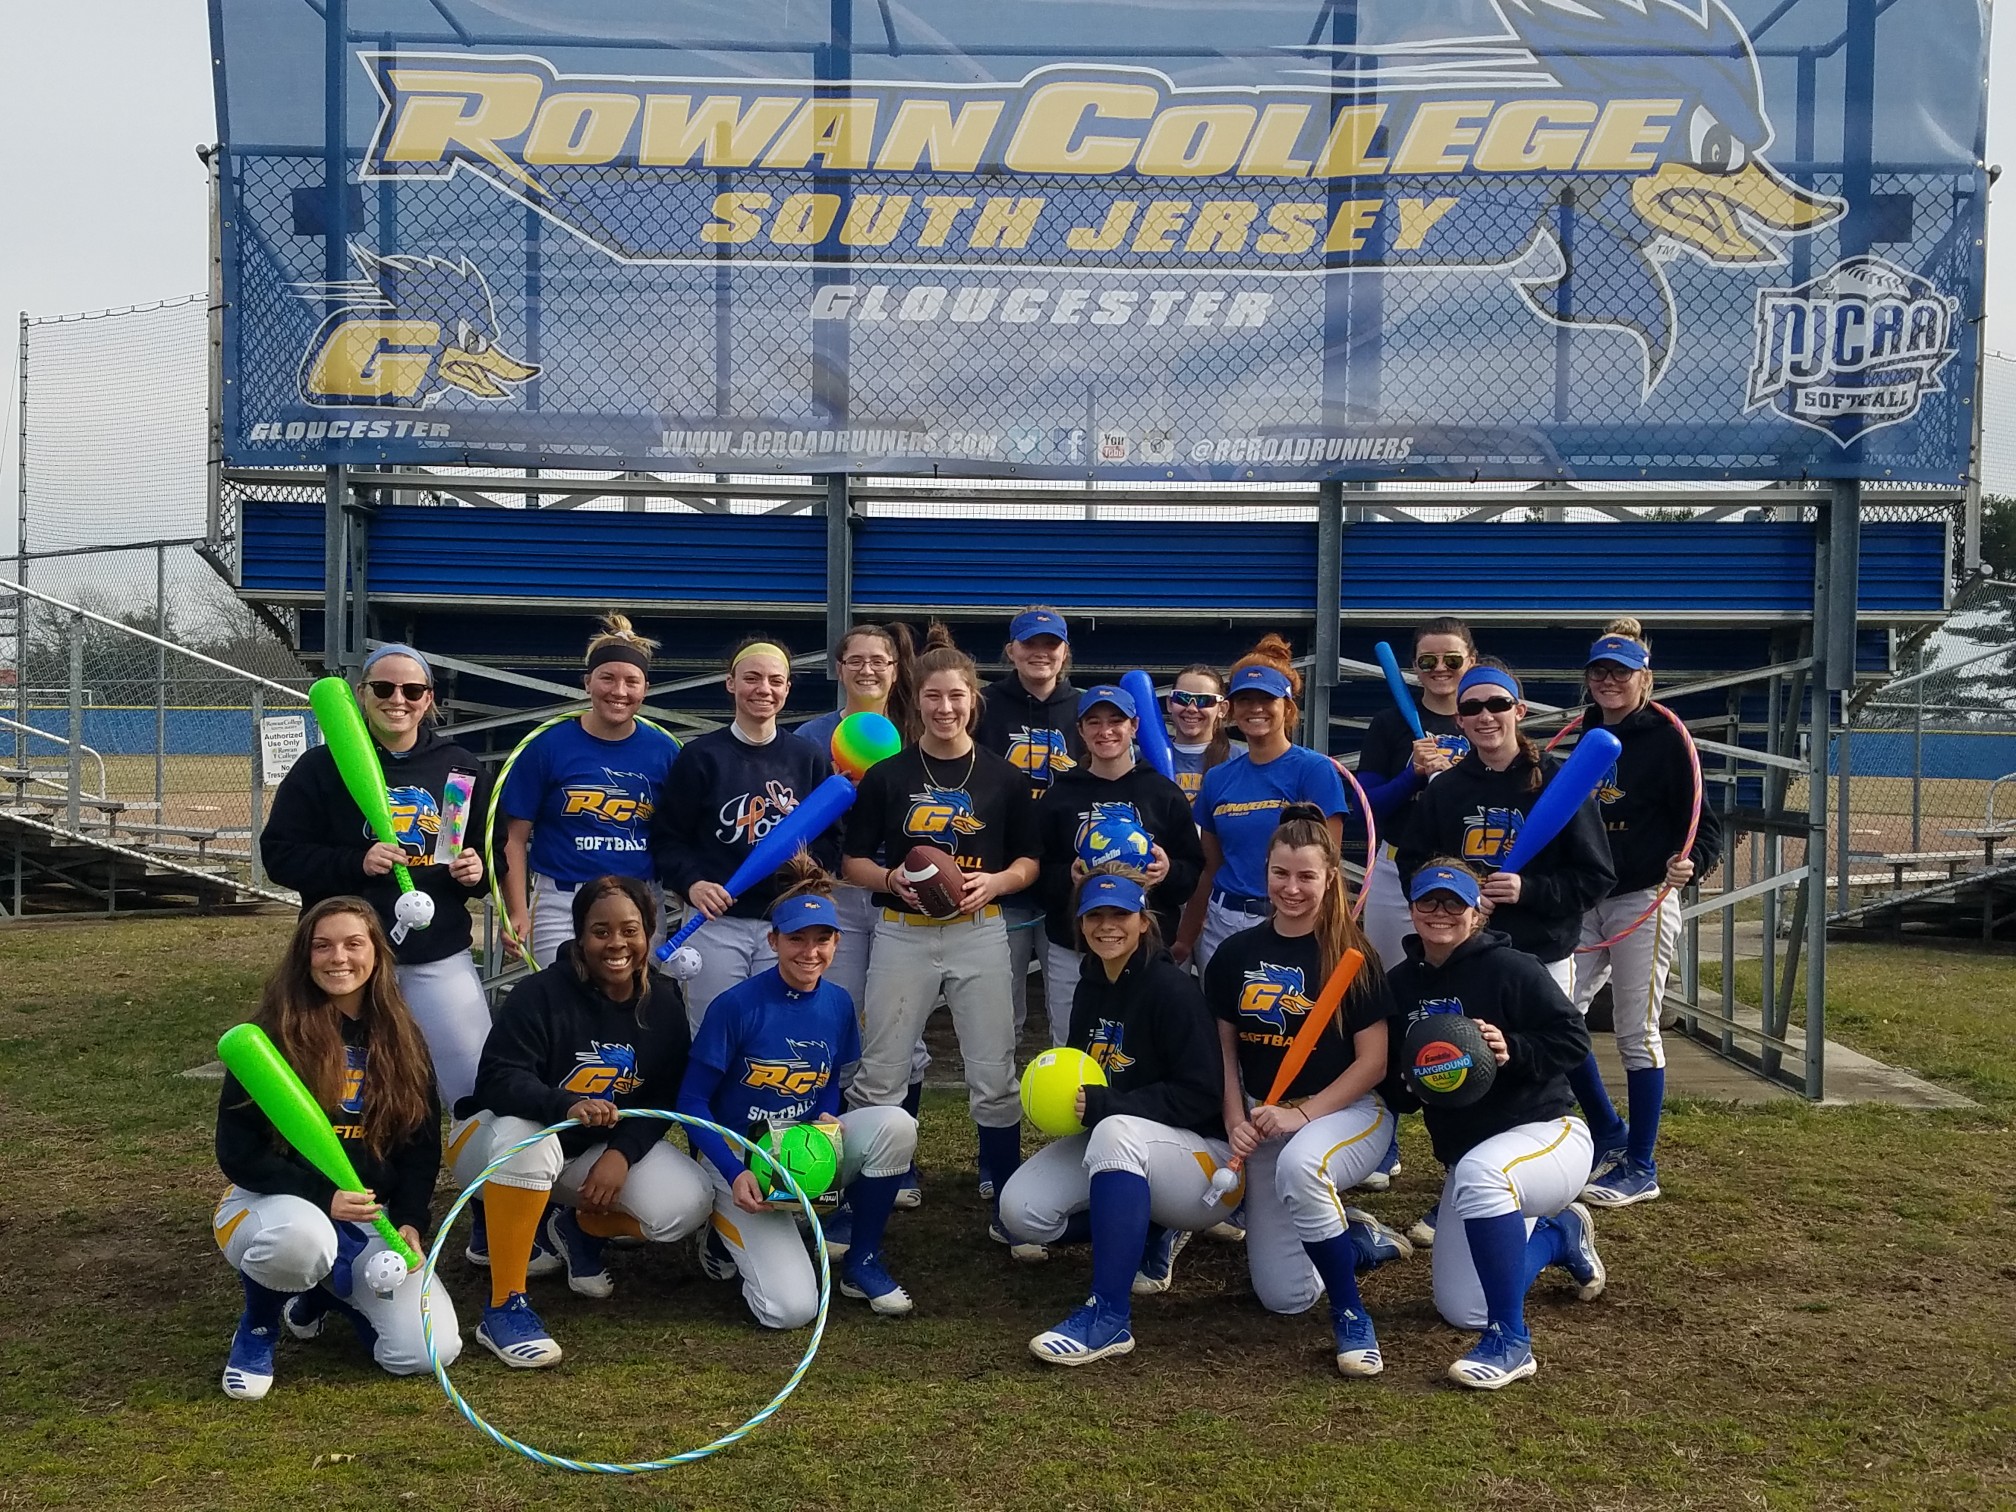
[903,785,984,838]
[1747,256,1960,446]
[1238,963,1313,1036]
[296,247,539,409]
[1461,806,1523,865]
[561,1042,642,1098]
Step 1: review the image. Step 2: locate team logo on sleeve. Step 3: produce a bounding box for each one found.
[1238,963,1313,1036]
[1596,763,1624,805]
[1006,729,1076,785]
[1085,1019,1135,1076]
[560,1042,642,1098]
[380,785,442,857]
[717,779,801,847]
[560,767,657,828]
[903,785,983,838]
[1460,806,1523,866]
[741,1038,833,1098]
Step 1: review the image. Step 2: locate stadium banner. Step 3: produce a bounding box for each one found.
[211,0,1988,483]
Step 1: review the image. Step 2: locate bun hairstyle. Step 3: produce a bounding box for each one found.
[585,612,658,674]
[1230,632,1302,731]
[773,851,838,905]
[908,621,983,740]
[838,621,919,737]
[1269,803,1380,1029]
[1413,616,1476,653]
[1467,654,1545,792]
[568,875,658,1024]
[1175,662,1233,771]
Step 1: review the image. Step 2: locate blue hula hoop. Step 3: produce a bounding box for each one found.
[420,1108,830,1474]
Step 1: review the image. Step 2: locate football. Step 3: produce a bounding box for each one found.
[899,844,965,918]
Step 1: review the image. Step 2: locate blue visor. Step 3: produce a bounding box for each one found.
[1077,873,1147,916]
[771,894,842,933]
[1009,608,1069,643]
[1228,664,1293,700]
[1077,684,1136,720]
[1587,635,1651,671]
[1409,865,1482,908]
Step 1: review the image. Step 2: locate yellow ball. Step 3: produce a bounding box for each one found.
[1019,1047,1109,1136]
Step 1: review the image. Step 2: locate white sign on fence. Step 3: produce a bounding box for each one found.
[259,714,308,787]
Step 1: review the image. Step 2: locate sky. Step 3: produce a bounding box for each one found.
[0,0,2012,561]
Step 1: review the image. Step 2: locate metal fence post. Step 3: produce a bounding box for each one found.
[155,543,168,815]
[1911,641,1924,850]
[250,684,266,887]
[66,614,83,828]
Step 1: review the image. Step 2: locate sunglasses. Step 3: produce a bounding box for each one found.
[365,680,430,701]
[1169,691,1223,710]
[1457,696,1517,716]
[1415,653,1468,672]
[1411,893,1473,915]
[1587,663,1637,683]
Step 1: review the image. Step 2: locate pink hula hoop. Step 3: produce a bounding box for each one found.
[1329,757,1377,921]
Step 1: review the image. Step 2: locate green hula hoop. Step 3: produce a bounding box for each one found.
[419,1108,829,1474]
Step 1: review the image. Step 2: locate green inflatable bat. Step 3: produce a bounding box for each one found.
[307,676,433,937]
[217,1022,421,1270]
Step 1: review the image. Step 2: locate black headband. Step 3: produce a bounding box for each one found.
[587,642,652,675]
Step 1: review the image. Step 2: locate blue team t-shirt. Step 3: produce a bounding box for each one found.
[1194,745,1350,899]
[1170,742,1210,803]
[689,967,860,1138]
[499,718,680,884]
[795,707,844,768]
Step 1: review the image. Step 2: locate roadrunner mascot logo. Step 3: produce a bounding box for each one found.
[1086,1019,1137,1076]
[1239,963,1314,1037]
[1595,763,1625,806]
[561,1042,643,1098]
[904,785,985,838]
[296,247,540,408]
[1462,806,1524,865]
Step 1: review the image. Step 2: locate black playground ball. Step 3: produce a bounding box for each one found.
[1403,1014,1498,1109]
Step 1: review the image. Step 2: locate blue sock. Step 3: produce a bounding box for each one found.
[238,1270,288,1332]
[1568,1053,1625,1146]
[1303,1233,1363,1317]
[1088,1171,1150,1313]
[1625,1067,1665,1170]
[976,1123,1022,1204]
[901,1080,924,1120]
[1461,1213,1562,1339]
[1380,1127,1400,1171]
[844,1172,901,1261]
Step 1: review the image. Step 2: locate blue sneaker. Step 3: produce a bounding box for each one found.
[221,1312,277,1399]
[466,1204,565,1278]
[1554,1201,1607,1301]
[1029,1298,1135,1366]
[1131,1226,1191,1296]
[894,1165,923,1210]
[545,1207,614,1299]
[698,1226,738,1282]
[1448,1322,1537,1390]
[1590,1121,1630,1176]
[476,1292,563,1369]
[281,1289,328,1341]
[1582,1157,1661,1208]
[1408,1204,1439,1249]
[1331,1304,1383,1378]
[839,1251,915,1316]
[821,1204,854,1258]
[1345,1207,1414,1271]
[1357,1130,1402,1191]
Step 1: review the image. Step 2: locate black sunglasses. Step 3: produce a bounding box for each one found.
[1457,696,1517,716]
[1411,893,1473,915]
[1169,691,1223,710]
[365,680,431,701]
[1415,653,1467,672]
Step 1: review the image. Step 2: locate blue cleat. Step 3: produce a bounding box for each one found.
[545,1207,614,1299]
[1590,1121,1630,1177]
[698,1226,738,1282]
[1448,1322,1537,1390]
[838,1251,915,1316]
[281,1289,329,1341]
[476,1292,563,1369]
[821,1204,854,1258]
[1554,1201,1607,1301]
[1358,1129,1402,1191]
[894,1164,923,1210]
[1345,1207,1414,1271]
[1029,1298,1135,1366]
[1583,1157,1661,1208]
[1331,1305,1383,1378]
[221,1312,277,1400]
[1131,1226,1191,1296]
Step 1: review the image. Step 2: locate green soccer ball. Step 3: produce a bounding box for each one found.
[748,1122,839,1202]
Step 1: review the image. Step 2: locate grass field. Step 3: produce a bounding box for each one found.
[3,916,2013,1511]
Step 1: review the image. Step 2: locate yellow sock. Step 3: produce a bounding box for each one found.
[483,1182,550,1307]
[576,1211,645,1241]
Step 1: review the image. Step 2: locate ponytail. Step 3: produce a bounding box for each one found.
[1271,804,1380,1031]
[773,851,837,905]
[909,621,982,741]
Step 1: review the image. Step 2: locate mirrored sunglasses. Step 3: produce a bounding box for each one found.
[1415,653,1467,672]
[1169,691,1223,710]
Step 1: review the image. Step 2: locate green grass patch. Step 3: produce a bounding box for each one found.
[1,915,2013,1510]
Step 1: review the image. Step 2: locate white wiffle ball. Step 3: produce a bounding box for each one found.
[393,889,436,930]
[362,1248,408,1297]
[665,946,702,982]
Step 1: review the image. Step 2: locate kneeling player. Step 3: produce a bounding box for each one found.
[1385,860,1608,1390]
[999,874,1226,1365]
[678,866,918,1326]
[448,875,713,1368]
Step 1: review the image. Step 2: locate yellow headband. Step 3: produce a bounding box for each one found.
[732,641,790,670]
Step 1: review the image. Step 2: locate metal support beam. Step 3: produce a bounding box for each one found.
[824,475,853,657]
[1308,482,1343,749]
[322,464,349,671]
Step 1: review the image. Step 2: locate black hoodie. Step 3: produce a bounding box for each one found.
[1036,763,1205,947]
[216,1012,441,1234]
[1068,944,1224,1138]
[1382,929,1591,1167]
[1580,703,1724,895]
[456,952,693,1169]
[1395,748,1615,965]
[261,726,491,965]
[977,673,1084,800]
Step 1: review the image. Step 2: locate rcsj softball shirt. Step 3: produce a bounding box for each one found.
[499,718,681,885]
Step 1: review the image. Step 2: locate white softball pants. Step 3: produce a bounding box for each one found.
[212,1187,461,1374]
[445,1112,713,1243]
[996,1115,1238,1244]
[1573,887,1679,1071]
[681,915,778,1036]
[1244,1095,1393,1315]
[393,952,490,1109]
[1041,938,1083,1047]
[848,911,1019,1127]
[1359,850,1413,973]
[1006,904,1045,1038]
[1197,895,1270,973]
[1431,1116,1594,1330]
[828,886,932,1091]
[701,1105,917,1330]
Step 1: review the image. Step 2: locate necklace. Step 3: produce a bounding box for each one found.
[919,742,977,792]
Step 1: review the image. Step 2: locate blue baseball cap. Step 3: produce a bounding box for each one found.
[1077,873,1147,916]
[1010,609,1069,643]
[771,894,842,933]
[1587,634,1651,671]
[1409,865,1482,908]
[1077,684,1137,720]
[1457,665,1521,702]
[1228,664,1293,700]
